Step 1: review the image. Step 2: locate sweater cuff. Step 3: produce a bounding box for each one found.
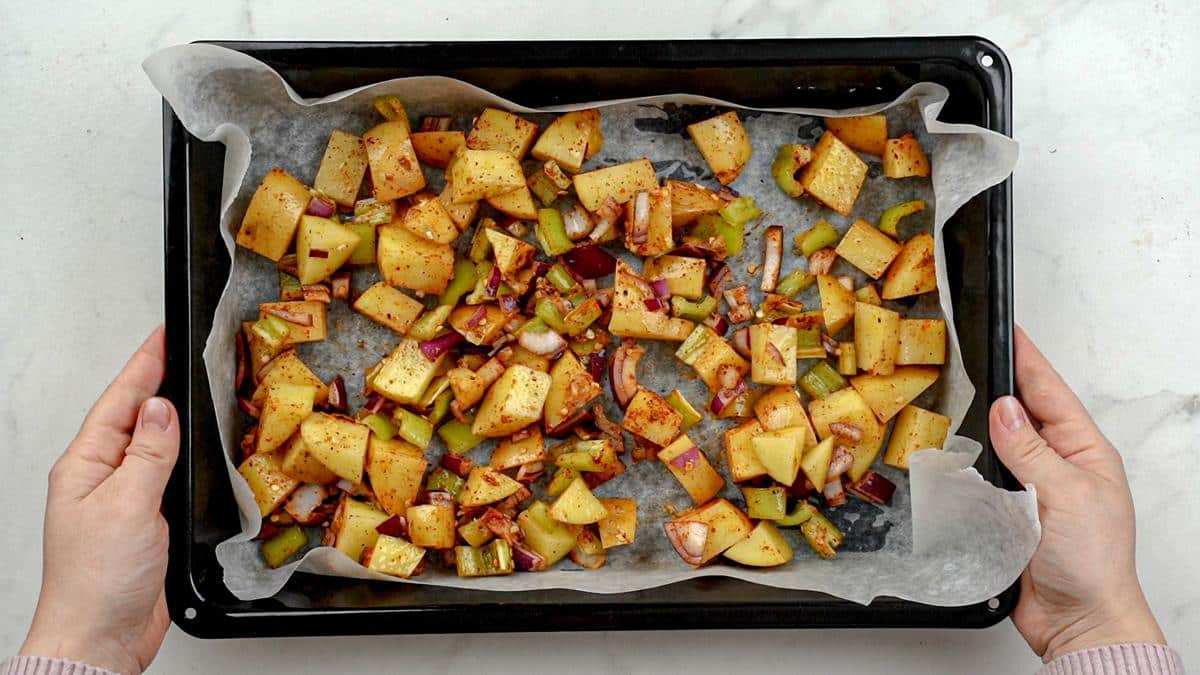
[1039,643,1185,675]
[1,656,121,675]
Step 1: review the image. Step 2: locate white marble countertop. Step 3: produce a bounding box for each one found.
[1,1,1197,672]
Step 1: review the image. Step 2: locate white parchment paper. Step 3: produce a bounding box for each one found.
[145,44,1037,604]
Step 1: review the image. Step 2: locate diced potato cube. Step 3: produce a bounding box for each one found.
[376,225,455,295]
[238,451,300,516]
[883,133,931,178]
[817,275,855,336]
[253,382,317,455]
[548,477,608,525]
[882,232,937,299]
[448,148,525,204]
[750,323,798,385]
[545,351,602,433]
[236,168,311,261]
[800,435,835,491]
[301,412,370,484]
[472,365,552,437]
[485,185,538,220]
[314,130,369,207]
[854,302,901,376]
[258,301,328,345]
[823,115,888,156]
[850,366,940,423]
[399,198,459,245]
[686,111,752,185]
[572,158,658,212]
[406,503,456,549]
[449,304,509,346]
[484,228,537,280]
[642,255,707,299]
[518,501,577,565]
[280,436,337,485]
[884,405,952,469]
[296,215,360,284]
[835,220,901,279]
[751,426,806,485]
[459,467,524,507]
[898,319,947,365]
[621,387,683,447]
[608,309,694,341]
[366,436,428,515]
[753,386,817,449]
[801,131,868,216]
[352,282,424,335]
[364,535,425,578]
[624,185,673,257]
[490,428,546,470]
[669,499,752,565]
[675,325,750,391]
[467,108,539,159]
[667,180,724,226]
[329,497,391,562]
[530,109,601,173]
[723,521,793,567]
[373,339,446,405]
[438,180,480,229]
[250,349,328,408]
[363,121,426,201]
[597,498,637,549]
[808,387,885,482]
[723,419,768,482]
[410,130,466,169]
[659,435,725,505]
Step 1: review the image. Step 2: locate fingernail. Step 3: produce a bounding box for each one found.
[997,396,1027,431]
[141,398,171,431]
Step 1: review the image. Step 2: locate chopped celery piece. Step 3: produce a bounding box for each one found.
[771,145,806,197]
[775,269,815,298]
[718,196,762,227]
[796,328,826,359]
[426,466,465,497]
[417,375,451,410]
[741,486,788,520]
[279,272,302,300]
[878,199,926,238]
[529,160,571,206]
[566,292,589,308]
[408,305,452,341]
[428,390,452,426]
[546,467,579,497]
[837,342,857,376]
[794,220,839,257]
[463,260,496,305]
[363,413,397,440]
[261,526,308,569]
[458,518,495,548]
[354,198,396,226]
[438,418,485,454]
[555,451,607,472]
[439,260,477,306]
[671,295,717,322]
[799,361,847,399]
[536,208,575,257]
[520,317,549,334]
[675,325,712,366]
[394,408,434,450]
[547,263,579,294]
[801,510,844,559]
[562,299,602,336]
[690,213,721,240]
[372,95,409,127]
[344,222,378,265]
[468,223,494,262]
[455,539,514,577]
[757,295,806,321]
[535,299,567,332]
[252,315,289,350]
[570,337,601,356]
[775,501,818,526]
[696,214,745,257]
[665,390,703,430]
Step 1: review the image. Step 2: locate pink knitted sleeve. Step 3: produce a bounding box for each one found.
[1,657,120,675]
[1039,644,1185,675]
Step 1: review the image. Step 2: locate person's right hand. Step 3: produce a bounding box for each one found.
[989,326,1166,662]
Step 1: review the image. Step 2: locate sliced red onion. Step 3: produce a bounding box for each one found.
[331,273,351,299]
[710,378,747,415]
[823,478,847,507]
[275,254,299,277]
[308,248,330,259]
[533,260,551,277]
[420,115,453,132]
[731,327,751,358]
[643,297,663,312]
[234,329,247,391]
[440,453,475,478]
[512,543,548,572]
[238,397,261,418]
[255,349,286,382]
[846,471,897,505]
[581,278,598,293]
[808,248,836,276]
[485,266,501,297]
[306,197,336,218]
[327,375,348,412]
[375,515,408,538]
[263,306,313,327]
[336,479,356,493]
[563,206,595,241]
[518,328,566,357]
[419,332,464,361]
[569,543,607,570]
[717,186,741,200]
[587,349,606,384]
[499,295,519,313]
[664,521,709,565]
[829,422,863,443]
[766,341,786,367]
[837,275,854,291]
[254,522,281,541]
[302,284,332,304]
[589,196,623,243]
[363,392,386,414]
[717,363,742,390]
[482,507,522,543]
[707,262,731,296]
[723,286,754,324]
[561,243,619,278]
[426,491,454,507]
[464,305,488,329]
[628,191,651,245]
[788,476,816,497]
[828,445,855,478]
[703,313,729,335]
[609,340,644,408]
[822,333,840,357]
[515,461,545,483]
[760,226,783,292]
[669,447,702,471]
[650,278,671,299]
[285,483,329,524]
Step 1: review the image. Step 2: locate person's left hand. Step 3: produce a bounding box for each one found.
[20,326,179,675]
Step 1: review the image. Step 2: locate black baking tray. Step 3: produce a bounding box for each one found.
[161,37,1016,638]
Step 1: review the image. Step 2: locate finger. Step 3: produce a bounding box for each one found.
[1013,325,1092,428]
[70,326,168,468]
[111,397,180,509]
[989,395,1076,495]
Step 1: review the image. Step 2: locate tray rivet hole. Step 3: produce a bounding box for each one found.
[978,52,995,68]
[184,607,197,620]
[986,597,1000,611]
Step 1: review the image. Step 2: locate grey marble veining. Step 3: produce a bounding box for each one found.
[1,0,1196,672]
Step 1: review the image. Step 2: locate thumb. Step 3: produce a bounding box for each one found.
[113,397,180,508]
[989,395,1075,494]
